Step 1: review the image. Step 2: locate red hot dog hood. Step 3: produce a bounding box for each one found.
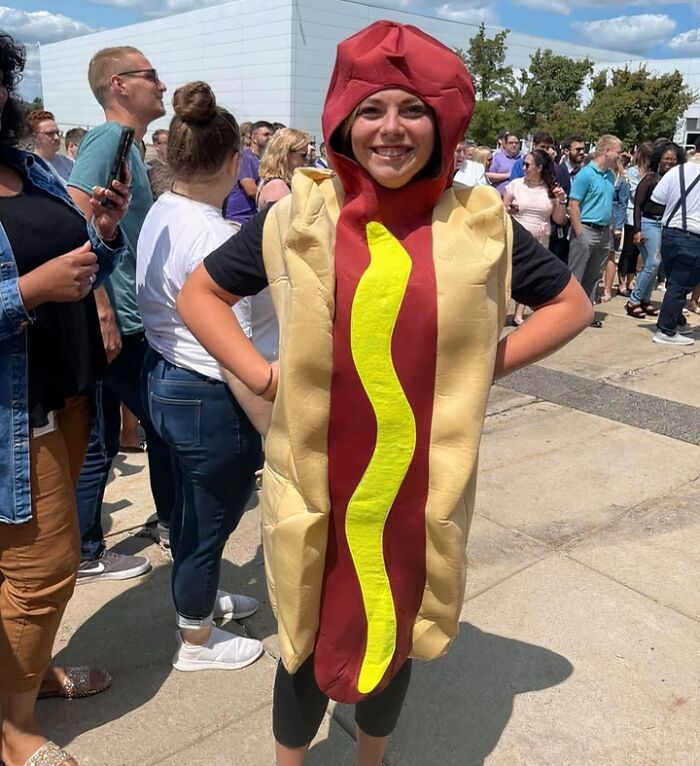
[322,19,475,215]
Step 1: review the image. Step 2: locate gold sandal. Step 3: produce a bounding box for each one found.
[37,666,111,700]
[24,741,76,766]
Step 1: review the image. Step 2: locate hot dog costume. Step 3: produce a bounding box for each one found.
[260,21,513,704]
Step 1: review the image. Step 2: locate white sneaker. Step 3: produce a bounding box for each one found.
[172,626,263,672]
[652,331,694,346]
[213,590,259,620]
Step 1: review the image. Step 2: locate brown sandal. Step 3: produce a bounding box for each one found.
[641,302,659,316]
[625,301,646,319]
[37,666,112,700]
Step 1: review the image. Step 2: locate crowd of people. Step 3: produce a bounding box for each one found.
[0,19,697,766]
[453,129,700,343]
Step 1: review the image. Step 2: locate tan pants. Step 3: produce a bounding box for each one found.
[0,396,91,692]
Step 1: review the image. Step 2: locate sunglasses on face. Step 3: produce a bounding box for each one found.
[117,68,161,84]
[523,162,531,168]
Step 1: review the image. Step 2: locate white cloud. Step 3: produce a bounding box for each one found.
[571,14,676,53]
[516,0,698,17]
[668,28,700,53]
[515,0,573,13]
[434,1,497,25]
[0,6,96,44]
[0,8,97,100]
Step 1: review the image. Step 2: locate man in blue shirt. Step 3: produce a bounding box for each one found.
[223,120,272,223]
[567,134,622,324]
[68,45,175,581]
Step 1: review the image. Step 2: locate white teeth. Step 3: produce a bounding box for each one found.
[374,147,407,158]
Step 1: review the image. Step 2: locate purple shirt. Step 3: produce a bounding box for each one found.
[224,149,260,223]
[490,151,521,196]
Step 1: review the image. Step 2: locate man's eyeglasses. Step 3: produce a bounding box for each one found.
[117,68,161,84]
[37,130,60,138]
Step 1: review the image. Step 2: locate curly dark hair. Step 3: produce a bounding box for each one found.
[0,33,27,147]
[528,149,558,198]
[649,141,685,175]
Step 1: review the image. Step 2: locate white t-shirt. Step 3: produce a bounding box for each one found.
[453,160,488,187]
[136,192,277,380]
[652,163,700,236]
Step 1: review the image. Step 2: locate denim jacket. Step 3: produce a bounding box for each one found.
[0,147,126,524]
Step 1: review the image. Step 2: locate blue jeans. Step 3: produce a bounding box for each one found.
[75,333,175,561]
[630,219,662,305]
[142,349,262,628]
[657,228,700,335]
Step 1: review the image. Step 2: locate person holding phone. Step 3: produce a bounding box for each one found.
[0,33,131,766]
[67,45,177,582]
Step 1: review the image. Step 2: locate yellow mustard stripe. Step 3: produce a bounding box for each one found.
[345,221,417,695]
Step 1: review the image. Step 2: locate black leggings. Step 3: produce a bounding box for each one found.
[272,655,413,748]
[618,224,639,278]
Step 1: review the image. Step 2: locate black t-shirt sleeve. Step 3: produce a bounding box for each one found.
[203,208,270,296]
[510,218,571,307]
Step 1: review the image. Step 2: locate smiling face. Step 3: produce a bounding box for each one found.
[350,89,435,189]
[523,153,543,183]
[659,149,678,175]
[116,53,167,123]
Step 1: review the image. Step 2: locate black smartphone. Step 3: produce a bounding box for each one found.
[101,126,134,207]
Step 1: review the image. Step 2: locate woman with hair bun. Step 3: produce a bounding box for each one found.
[256,128,309,208]
[136,81,268,673]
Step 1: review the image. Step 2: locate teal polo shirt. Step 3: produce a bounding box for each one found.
[569,162,614,226]
[68,122,153,336]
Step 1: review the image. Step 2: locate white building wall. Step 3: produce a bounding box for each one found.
[40,0,295,134]
[42,0,697,144]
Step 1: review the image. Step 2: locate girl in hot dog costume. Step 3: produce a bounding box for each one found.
[179,20,592,765]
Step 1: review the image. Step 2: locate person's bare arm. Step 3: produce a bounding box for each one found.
[177,262,277,400]
[68,186,122,362]
[259,180,291,206]
[486,171,510,184]
[551,198,567,226]
[239,178,257,199]
[494,276,592,380]
[568,199,583,238]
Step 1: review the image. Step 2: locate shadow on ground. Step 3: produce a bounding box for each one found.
[310,623,574,766]
[37,536,272,749]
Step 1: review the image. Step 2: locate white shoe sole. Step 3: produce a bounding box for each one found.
[652,335,694,346]
[76,564,152,584]
[172,643,264,672]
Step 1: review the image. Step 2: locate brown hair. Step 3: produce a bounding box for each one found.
[168,81,240,180]
[28,109,55,133]
[88,46,142,106]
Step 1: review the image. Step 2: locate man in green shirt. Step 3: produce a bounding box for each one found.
[69,46,174,581]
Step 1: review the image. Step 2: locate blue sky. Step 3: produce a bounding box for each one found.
[5,0,700,98]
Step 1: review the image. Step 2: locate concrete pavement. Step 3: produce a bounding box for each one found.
[39,293,700,766]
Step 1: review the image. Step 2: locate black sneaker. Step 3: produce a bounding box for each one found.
[76,549,152,584]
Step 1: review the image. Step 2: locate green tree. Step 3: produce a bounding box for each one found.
[584,66,694,147]
[456,23,515,103]
[467,100,521,146]
[520,49,593,132]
